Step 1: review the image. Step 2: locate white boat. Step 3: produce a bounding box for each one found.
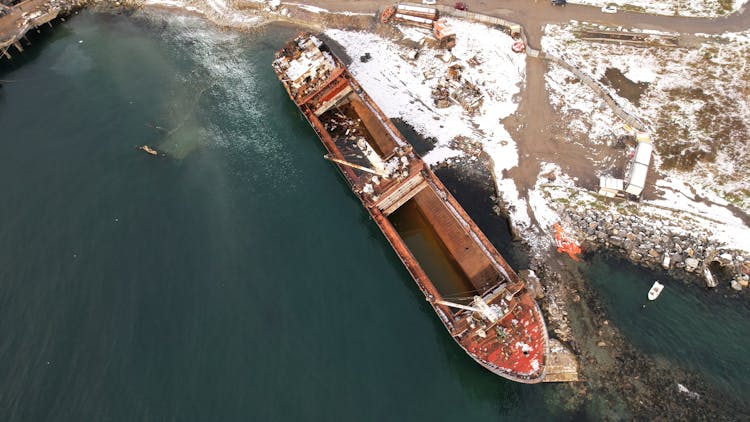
[648,281,664,301]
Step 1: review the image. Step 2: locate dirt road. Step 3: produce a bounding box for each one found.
[309,0,750,47]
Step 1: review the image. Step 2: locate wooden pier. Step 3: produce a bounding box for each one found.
[0,0,64,61]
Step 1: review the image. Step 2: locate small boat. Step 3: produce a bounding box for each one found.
[648,281,664,300]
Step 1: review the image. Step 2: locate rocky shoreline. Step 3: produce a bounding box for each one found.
[558,200,750,291]
[533,254,749,420]
[440,155,748,419]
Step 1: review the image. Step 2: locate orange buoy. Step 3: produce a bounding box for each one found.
[554,223,582,261]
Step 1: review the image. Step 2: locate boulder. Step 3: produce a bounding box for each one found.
[685,258,700,272]
[662,254,671,269]
[731,279,743,291]
[703,267,717,288]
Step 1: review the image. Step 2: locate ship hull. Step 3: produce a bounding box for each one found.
[273,33,548,383]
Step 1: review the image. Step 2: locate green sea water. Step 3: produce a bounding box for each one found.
[2,9,750,421]
[0,10,565,421]
[582,253,750,403]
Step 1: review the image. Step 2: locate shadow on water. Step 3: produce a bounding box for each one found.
[581,251,750,402]
[392,118,436,156]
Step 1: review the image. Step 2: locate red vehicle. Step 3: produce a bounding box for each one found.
[455,2,468,11]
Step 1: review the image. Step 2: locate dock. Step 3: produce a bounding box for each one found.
[543,339,580,382]
[0,0,68,61]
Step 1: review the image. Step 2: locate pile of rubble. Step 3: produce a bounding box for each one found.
[430,63,483,113]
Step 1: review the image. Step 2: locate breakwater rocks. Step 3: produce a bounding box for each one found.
[560,205,750,291]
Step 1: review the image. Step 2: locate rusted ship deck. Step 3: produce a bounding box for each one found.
[272,33,548,383]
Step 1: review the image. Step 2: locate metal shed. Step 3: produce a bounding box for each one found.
[625,135,653,196]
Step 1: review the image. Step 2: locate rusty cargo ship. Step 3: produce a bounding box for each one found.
[272,33,548,383]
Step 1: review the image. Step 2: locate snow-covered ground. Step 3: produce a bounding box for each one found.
[568,0,748,17]
[141,0,264,27]
[544,64,618,149]
[542,22,750,254]
[325,21,543,243]
[285,2,374,16]
[529,163,577,242]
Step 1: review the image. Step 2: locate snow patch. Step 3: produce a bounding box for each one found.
[624,66,657,83]
[566,0,745,17]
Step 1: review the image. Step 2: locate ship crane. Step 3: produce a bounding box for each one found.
[435,295,507,324]
[323,154,388,177]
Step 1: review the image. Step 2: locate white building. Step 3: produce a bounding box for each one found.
[624,133,653,196]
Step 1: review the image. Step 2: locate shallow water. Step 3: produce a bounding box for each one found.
[582,253,750,402]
